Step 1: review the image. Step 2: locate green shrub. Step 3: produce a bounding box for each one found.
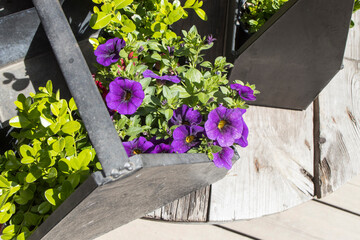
[0,81,100,240]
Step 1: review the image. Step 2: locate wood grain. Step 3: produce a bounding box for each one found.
[144,186,210,222]
[344,12,360,61]
[209,105,314,221]
[317,56,360,197]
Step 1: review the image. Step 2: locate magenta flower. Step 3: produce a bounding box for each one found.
[234,118,249,147]
[204,106,245,147]
[94,38,126,66]
[213,146,234,170]
[142,69,181,83]
[105,77,144,115]
[169,105,202,126]
[151,143,174,153]
[171,125,204,153]
[230,84,256,101]
[123,137,154,157]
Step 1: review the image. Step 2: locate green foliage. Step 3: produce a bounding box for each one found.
[351,0,360,28]
[94,24,258,153]
[241,0,289,33]
[0,81,99,239]
[89,0,207,40]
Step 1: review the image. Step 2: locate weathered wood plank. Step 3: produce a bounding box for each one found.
[144,186,210,222]
[345,12,360,60]
[317,56,360,196]
[220,199,360,240]
[209,105,314,221]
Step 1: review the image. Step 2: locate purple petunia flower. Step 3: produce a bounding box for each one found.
[94,38,126,67]
[151,143,174,153]
[234,117,249,147]
[167,46,175,56]
[204,105,245,147]
[122,137,154,157]
[213,146,234,170]
[230,83,256,101]
[171,125,204,153]
[137,46,144,53]
[105,77,145,115]
[169,105,202,127]
[142,69,181,83]
[206,34,216,44]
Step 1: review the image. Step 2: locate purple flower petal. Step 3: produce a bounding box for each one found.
[122,136,154,157]
[230,84,256,101]
[105,77,144,115]
[94,38,126,66]
[142,69,181,83]
[169,105,202,126]
[234,118,249,147]
[151,143,174,153]
[204,106,244,147]
[171,125,204,153]
[213,146,234,170]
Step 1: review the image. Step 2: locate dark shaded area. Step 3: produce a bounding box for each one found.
[228,0,354,110]
[172,0,229,63]
[0,124,18,155]
[0,0,33,17]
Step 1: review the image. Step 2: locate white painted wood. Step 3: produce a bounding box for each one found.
[221,199,360,240]
[209,105,314,221]
[345,12,360,60]
[349,174,360,186]
[95,219,251,240]
[318,57,360,196]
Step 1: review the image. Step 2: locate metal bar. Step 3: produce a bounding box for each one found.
[31,0,129,177]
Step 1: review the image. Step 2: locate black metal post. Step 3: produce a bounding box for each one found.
[31,0,130,177]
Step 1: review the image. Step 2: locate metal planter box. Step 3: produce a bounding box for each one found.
[0,1,234,239]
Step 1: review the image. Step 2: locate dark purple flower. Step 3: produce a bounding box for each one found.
[167,46,175,56]
[151,143,174,153]
[171,125,204,153]
[137,46,144,53]
[169,105,202,126]
[142,69,181,83]
[123,137,154,157]
[94,38,126,66]
[213,146,234,170]
[204,105,245,147]
[234,117,249,147]
[105,77,144,115]
[150,137,172,146]
[230,84,256,101]
[206,34,216,44]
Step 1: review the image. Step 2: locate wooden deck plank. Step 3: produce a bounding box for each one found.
[96,219,252,240]
[209,105,314,221]
[316,182,360,215]
[221,199,360,240]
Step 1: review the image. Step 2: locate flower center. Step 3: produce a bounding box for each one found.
[186,135,195,143]
[125,91,132,101]
[183,121,190,125]
[133,149,142,155]
[218,120,227,130]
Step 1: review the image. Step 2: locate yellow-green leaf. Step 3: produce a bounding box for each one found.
[90,12,112,30]
[44,189,56,206]
[114,0,133,9]
[62,121,81,135]
[9,115,31,128]
[195,8,207,21]
[121,19,136,33]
